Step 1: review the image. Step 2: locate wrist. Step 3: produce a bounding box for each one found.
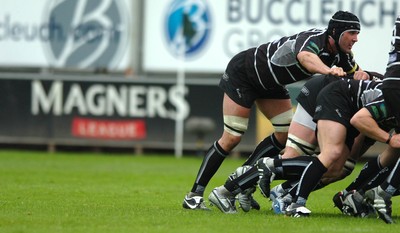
[386,132,393,144]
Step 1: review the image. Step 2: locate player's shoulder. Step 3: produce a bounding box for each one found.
[297,28,326,37]
[295,28,327,45]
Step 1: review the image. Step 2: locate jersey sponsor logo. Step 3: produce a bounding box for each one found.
[335,109,342,118]
[222,72,229,81]
[164,0,212,59]
[236,88,242,99]
[300,86,310,96]
[42,0,131,69]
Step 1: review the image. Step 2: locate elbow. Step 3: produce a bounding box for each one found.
[297,52,309,64]
[350,116,359,128]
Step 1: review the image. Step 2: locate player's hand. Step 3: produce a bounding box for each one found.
[353,71,370,80]
[329,67,346,77]
[388,133,400,148]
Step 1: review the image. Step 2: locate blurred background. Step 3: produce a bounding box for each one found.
[0,0,395,157]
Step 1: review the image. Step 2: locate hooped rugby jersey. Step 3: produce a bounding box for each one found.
[247,28,359,89]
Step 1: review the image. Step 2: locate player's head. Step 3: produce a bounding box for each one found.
[328,11,360,51]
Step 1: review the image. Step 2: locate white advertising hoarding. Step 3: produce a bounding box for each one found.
[0,0,133,71]
[143,0,398,74]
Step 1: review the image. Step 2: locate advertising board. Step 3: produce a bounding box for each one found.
[0,74,257,151]
[143,0,398,74]
[0,0,133,71]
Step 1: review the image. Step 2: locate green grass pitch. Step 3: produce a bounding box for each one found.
[0,150,398,233]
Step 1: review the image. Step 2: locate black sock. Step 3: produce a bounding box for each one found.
[345,156,381,192]
[312,181,327,191]
[288,183,298,197]
[224,166,259,195]
[242,134,284,166]
[273,156,314,180]
[380,159,400,196]
[359,165,393,194]
[295,158,327,204]
[190,141,228,195]
[281,180,298,191]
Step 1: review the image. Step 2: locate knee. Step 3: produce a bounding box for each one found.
[318,151,342,168]
[322,146,344,160]
[219,133,242,151]
[285,133,317,156]
[220,115,249,150]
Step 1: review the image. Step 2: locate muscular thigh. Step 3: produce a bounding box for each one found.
[256,98,292,119]
[317,120,350,167]
[222,94,251,117]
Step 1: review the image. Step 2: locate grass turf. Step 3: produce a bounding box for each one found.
[0,150,399,233]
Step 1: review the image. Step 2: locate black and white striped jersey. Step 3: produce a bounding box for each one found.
[314,78,395,131]
[248,28,359,89]
[384,15,400,80]
[345,79,383,109]
[340,79,396,129]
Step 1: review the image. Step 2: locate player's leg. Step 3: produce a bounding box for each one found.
[342,146,400,194]
[242,98,292,165]
[365,158,400,224]
[226,112,317,213]
[253,103,317,199]
[286,120,349,216]
[183,49,261,210]
[209,97,294,213]
[222,98,291,211]
[183,93,251,210]
[282,103,318,159]
[325,134,376,189]
[268,103,317,210]
[209,165,259,213]
[319,149,348,184]
[338,146,399,216]
[233,102,314,212]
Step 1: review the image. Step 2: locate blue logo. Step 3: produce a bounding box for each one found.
[164,0,212,58]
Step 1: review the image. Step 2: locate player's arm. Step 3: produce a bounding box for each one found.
[350,108,400,147]
[297,51,346,76]
[350,108,390,143]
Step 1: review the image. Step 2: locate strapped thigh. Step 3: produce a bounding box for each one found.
[286,133,317,156]
[223,115,249,136]
[269,109,292,132]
